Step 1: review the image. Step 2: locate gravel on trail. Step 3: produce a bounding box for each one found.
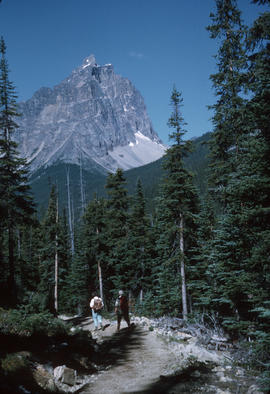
[80,319,173,394]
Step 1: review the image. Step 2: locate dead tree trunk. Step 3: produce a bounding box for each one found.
[98,260,103,300]
[66,166,75,255]
[139,289,143,303]
[54,195,59,314]
[96,228,104,303]
[180,213,187,320]
[79,152,86,215]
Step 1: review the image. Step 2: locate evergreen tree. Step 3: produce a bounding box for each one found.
[205,0,270,340]
[127,178,155,302]
[244,3,270,388]
[0,37,35,306]
[189,194,216,310]
[246,1,270,163]
[38,185,58,314]
[63,231,90,315]
[203,133,269,338]
[16,221,40,298]
[205,0,247,324]
[155,87,199,319]
[105,169,131,303]
[207,0,247,208]
[57,209,72,313]
[38,185,71,314]
[80,196,108,306]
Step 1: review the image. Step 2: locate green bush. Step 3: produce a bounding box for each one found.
[0,308,25,335]
[252,330,270,392]
[1,353,29,374]
[21,291,48,314]
[0,308,70,337]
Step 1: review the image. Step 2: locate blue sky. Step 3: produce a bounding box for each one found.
[0,0,265,144]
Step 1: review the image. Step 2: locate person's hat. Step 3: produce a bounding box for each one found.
[119,290,124,296]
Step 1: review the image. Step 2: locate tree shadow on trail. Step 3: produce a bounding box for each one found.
[63,315,91,327]
[95,325,147,368]
[125,361,214,394]
[90,324,216,394]
[62,316,146,370]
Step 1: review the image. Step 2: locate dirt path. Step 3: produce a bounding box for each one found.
[74,317,262,394]
[80,319,173,394]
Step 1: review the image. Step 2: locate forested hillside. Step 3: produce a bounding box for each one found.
[29,131,210,218]
[0,0,269,391]
[125,131,211,202]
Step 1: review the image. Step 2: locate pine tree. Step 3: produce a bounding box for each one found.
[81,196,108,305]
[207,0,247,208]
[244,3,270,387]
[204,134,269,336]
[0,37,35,306]
[205,0,270,338]
[105,169,131,303]
[39,185,68,315]
[189,194,216,310]
[246,1,270,163]
[155,87,199,319]
[205,0,247,324]
[57,209,72,313]
[16,221,40,298]
[127,178,155,302]
[62,223,90,315]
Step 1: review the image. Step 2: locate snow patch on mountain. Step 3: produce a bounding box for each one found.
[28,141,45,163]
[109,132,166,170]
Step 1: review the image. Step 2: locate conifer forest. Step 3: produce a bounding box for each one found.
[0,0,270,391]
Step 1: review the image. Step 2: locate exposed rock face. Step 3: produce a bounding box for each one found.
[54,365,77,386]
[15,54,166,174]
[33,364,57,391]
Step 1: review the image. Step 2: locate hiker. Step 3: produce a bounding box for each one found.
[90,294,103,330]
[115,290,130,331]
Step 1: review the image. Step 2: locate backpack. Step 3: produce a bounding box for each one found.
[94,298,103,311]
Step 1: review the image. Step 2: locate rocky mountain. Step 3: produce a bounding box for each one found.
[15,54,166,174]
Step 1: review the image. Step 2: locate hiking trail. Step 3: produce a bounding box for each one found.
[78,317,262,394]
[80,319,172,394]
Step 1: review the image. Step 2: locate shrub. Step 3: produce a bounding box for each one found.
[21,291,48,314]
[1,353,29,374]
[0,308,70,337]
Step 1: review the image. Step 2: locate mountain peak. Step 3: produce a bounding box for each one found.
[16,55,166,174]
[82,54,97,68]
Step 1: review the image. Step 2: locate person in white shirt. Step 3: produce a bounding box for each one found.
[90,295,103,330]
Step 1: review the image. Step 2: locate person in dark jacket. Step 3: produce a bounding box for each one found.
[115,290,130,331]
